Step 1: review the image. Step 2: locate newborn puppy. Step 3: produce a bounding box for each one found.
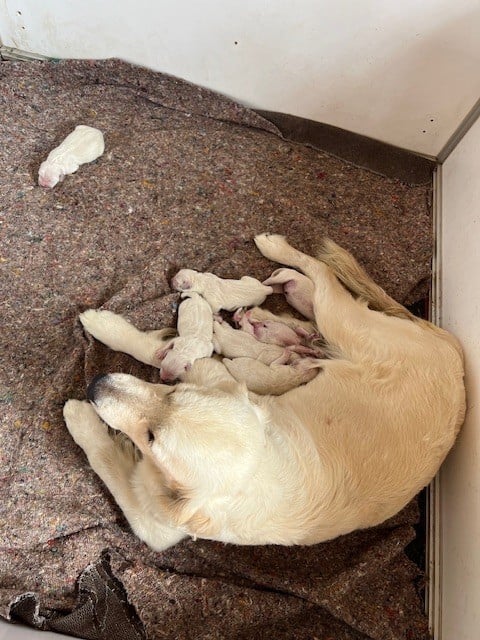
[263,268,315,319]
[38,125,105,188]
[223,356,322,395]
[213,318,289,365]
[171,269,273,312]
[156,292,214,381]
[233,308,320,357]
[237,306,317,336]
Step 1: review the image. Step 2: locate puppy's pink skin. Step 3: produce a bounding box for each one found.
[251,320,302,347]
[236,309,303,348]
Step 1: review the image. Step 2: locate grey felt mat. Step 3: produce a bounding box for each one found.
[0,59,431,639]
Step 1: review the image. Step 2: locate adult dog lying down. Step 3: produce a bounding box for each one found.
[63,234,465,550]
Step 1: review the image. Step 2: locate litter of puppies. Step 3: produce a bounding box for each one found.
[161,266,324,391]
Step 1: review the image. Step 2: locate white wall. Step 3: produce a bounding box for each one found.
[439,116,480,639]
[1,0,480,157]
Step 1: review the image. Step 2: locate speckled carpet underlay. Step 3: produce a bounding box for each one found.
[0,60,433,639]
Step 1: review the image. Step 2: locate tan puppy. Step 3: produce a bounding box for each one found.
[212,318,322,394]
[64,235,465,551]
[223,356,322,395]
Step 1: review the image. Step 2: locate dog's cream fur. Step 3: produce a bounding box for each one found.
[64,235,465,551]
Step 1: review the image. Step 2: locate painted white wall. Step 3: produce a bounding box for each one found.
[439,117,480,639]
[1,0,480,157]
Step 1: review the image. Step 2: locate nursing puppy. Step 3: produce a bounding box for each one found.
[64,235,465,551]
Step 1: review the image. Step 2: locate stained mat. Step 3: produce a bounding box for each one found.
[0,59,432,639]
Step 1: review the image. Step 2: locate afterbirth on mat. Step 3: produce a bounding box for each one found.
[0,59,432,640]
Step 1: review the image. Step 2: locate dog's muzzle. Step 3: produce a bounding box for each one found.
[87,373,109,404]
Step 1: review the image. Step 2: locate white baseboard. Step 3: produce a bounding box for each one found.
[0,46,52,61]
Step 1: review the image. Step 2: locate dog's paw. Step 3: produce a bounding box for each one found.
[80,308,118,337]
[63,399,109,451]
[254,233,291,262]
[80,309,136,351]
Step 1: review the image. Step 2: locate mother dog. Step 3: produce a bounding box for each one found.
[63,234,465,550]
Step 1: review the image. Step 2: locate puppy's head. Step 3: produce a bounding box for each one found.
[171,269,196,292]
[38,161,64,188]
[87,373,266,495]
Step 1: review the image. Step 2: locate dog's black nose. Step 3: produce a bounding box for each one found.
[87,373,108,403]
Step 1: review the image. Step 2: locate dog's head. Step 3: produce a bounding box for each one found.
[87,373,267,496]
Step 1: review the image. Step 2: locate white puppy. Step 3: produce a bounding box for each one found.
[38,125,104,188]
[242,306,317,335]
[213,318,289,365]
[157,293,214,382]
[223,356,322,395]
[171,269,273,312]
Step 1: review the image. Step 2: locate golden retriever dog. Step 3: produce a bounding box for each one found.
[63,234,465,551]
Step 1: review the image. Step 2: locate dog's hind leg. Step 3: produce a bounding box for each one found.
[64,399,185,551]
[254,234,394,359]
[315,237,464,357]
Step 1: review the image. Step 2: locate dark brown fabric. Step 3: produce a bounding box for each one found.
[9,552,145,639]
[0,59,431,639]
[256,110,435,184]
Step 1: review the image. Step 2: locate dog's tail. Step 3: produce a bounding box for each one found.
[316,238,419,320]
[316,238,463,356]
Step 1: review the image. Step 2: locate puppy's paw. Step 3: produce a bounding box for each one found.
[254,233,291,262]
[63,399,109,451]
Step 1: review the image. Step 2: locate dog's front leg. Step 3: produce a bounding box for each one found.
[80,309,175,367]
[63,400,185,551]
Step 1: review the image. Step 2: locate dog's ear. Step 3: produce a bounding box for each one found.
[151,381,267,498]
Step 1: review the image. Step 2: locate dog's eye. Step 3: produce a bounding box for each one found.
[147,429,155,444]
